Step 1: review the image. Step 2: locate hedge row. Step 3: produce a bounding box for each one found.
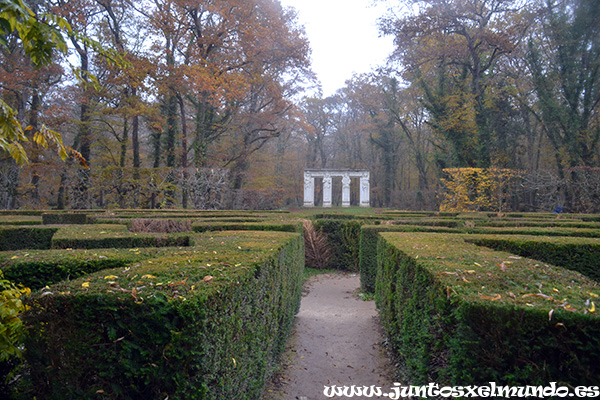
[0,226,58,251]
[466,235,600,281]
[376,232,600,386]
[0,248,170,290]
[19,231,304,400]
[312,219,362,272]
[0,216,42,226]
[191,221,301,233]
[42,213,89,225]
[51,224,191,249]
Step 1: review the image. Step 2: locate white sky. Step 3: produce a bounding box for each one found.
[279,0,395,97]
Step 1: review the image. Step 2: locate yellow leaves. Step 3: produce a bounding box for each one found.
[104,275,118,280]
[440,168,524,212]
[81,282,90,288]
[522,293,554,301]
[141,274,157,279]
[480,293,502,301]
[588,302,596,313]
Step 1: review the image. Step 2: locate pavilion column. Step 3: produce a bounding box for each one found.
[360,172,370,207]
[341,173,351,207]
[322,174,332,207]
[303,171,314,207]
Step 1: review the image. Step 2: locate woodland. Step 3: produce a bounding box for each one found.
[1,0,600,212]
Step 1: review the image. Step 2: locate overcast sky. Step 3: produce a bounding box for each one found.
[279,0,395,96]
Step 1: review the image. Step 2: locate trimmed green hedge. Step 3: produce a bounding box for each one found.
[466,235,600,281]
[314,219,362,272]
[42,213,89,225]
[21,231,304,399]
[359,225,457,293]
[192,221,301,233]
[51,225,191,249]
[0,248,167,290]
[0,226,58,251]
[376,232,600,386]
[0,216,42,226]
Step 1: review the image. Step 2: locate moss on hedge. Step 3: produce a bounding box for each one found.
[376,232,600,387]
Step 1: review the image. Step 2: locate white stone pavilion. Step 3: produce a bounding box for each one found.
[303,169,370,207]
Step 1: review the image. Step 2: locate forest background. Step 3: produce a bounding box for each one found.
[1,0,599,212]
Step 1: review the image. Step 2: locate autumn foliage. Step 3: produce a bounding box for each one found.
[440,168,524,212]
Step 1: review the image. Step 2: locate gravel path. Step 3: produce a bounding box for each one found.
[263,273,393,400]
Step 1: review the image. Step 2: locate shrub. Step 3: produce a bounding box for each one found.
[0,226,58,251]
[20,231,304,400]
[312,219,362,272]
[466,235,600,281]
[129,218,191,233]
[0,270,29,393]
[51,225,191,249]
[192,221,300,233]
[42,213,88,225]
[376,232,600,386]
[1,250,151,290]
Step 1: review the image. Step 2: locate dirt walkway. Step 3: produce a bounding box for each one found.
[263,273,393,400]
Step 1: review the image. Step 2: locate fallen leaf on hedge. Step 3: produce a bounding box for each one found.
[81,282,90,288]
[128,248,140,252]
[462,277,470,283]
[203,275,214,282]
[522,293,554,301]
[553,288,560,293]
[104,275,118,280]
[465,270,476,274]
[555,322,567,330]
[100,231,107,234]
[507,292,516,299]
[588,302,596,313]
[498,263,507,272]
[446,286,451,300]
[589,292,599,298]
[564,305,577,312]
[141,274,157,279]
[548,309,554,321]
[232,358,237,367]
[437,271,457,276]
[10,255,19,259]
[474,262,482,266]
[508,256,521,259]
[479,293,501,301]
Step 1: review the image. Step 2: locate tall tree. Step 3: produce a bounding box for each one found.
[527,0,600,172]
[381,0,533,167]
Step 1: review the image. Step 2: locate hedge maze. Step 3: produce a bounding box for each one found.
[1,209,599,397]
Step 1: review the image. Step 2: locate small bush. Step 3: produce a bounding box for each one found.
[129,219,191,233]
